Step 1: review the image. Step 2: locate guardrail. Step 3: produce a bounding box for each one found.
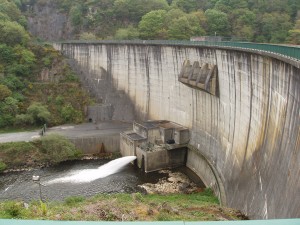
[57,40,300,61]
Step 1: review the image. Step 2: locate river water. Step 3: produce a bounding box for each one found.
[0,158,168,202]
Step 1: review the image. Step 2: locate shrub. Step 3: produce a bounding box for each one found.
[27,102,51,125]
[64,196,85,206]
[15,114,34,126]
[3,201,23,218]
[61,104,82,123]
[0,161,7,172]
[0,114,15,127]
[34,134,82,163]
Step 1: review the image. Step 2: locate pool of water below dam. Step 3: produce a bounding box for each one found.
[0,158,204,202]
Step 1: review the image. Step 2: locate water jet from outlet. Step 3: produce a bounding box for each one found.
[47,156,136,184]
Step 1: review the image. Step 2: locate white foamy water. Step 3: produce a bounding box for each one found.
[46,156,136,184]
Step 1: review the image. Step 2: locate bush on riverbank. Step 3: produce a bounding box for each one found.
[0,191,245,221]
[0,134,82,171]
[0,161,7,172]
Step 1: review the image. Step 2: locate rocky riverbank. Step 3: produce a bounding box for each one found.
[139,170,201,194]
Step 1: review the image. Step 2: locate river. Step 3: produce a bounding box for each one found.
[0,158,168,202]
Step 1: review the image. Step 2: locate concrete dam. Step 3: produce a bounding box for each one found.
[53,41,300,219]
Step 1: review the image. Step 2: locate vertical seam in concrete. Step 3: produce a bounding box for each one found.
[232,51,237,156]
[242,53,254,168]
[145,46,150,119]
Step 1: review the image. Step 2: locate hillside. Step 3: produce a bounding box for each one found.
[0,0,91,131]
[20,0,300,44]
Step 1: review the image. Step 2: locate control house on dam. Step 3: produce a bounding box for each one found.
[53,41,300,220]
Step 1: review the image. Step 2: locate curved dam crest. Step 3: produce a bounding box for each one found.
[53,42,300,219]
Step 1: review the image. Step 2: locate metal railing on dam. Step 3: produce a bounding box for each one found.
[57,40,300,62]
[1,219,300,225]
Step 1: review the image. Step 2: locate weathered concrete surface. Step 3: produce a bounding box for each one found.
[0,122,131,154]
[54,43,300,219]
[47,122,131,154]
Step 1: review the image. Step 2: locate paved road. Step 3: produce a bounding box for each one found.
[0,122,132,143]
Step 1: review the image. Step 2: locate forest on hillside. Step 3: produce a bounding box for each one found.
[15,0,300,44]
[0,0,90,130]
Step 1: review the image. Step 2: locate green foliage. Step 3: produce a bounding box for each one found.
[0,75,25,91]
[15,113,34,126]
[64,196,85,206]
[70,5,84,26]
[171,0,206,13]
[204,9,229,36]
[0,44,15,64]
[0,161,7,172]
[79,32,97,40]
[115,26,139,40]
[0,84,12,100]
[60,104,83,123]
[139,10,168,39]
[258,12,292,43]
[21,0,298,43]
[39,201,47,216]
[287,29,300,45]
[0,114,15,127]
[0,136,82,169]
[34,134,82,163]
[2,201,23,218]
[1,97,19,115]
[0,20,29,46]
[26,102,51,125]
[54,95,64,105]
[0,0,26,25]
[113,0,169,23]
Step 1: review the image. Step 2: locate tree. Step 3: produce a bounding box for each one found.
[164,8,185,26]
[0,0,27,27]
[231,9,256,41]
[0,44,15,64]
[171,0,206,13]
[61,104,82,123]
[79,32,97,40]
[214,0,248,13]
[1,97,19,115]
[204,9,230,36]
[113,0,169,23]
[139,10,167,39]
[26,102,51,125]
[287,19,300,44]
[70,5,84,26]
[168,16,192,39]
[115,26,139,40]
[0,84,12,100]
[259,12,292,43]
[0,75,25,91]
[0,20,30,46]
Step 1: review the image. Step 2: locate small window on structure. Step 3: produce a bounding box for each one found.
[89,118,93,122]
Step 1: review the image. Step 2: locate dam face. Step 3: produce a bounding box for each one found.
[54,42,300,219]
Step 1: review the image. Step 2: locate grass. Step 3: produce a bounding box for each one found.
[0,134,82,171]
[0,190,245,221]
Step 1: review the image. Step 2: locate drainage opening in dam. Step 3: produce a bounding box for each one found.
[0,158,205,202]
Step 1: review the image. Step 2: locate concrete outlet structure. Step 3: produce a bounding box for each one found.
[120,120,189,172]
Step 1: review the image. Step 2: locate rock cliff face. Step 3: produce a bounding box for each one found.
[53,42,300,219]
[27,2,73,41]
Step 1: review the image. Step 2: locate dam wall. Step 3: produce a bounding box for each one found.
[53,42,300,219]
